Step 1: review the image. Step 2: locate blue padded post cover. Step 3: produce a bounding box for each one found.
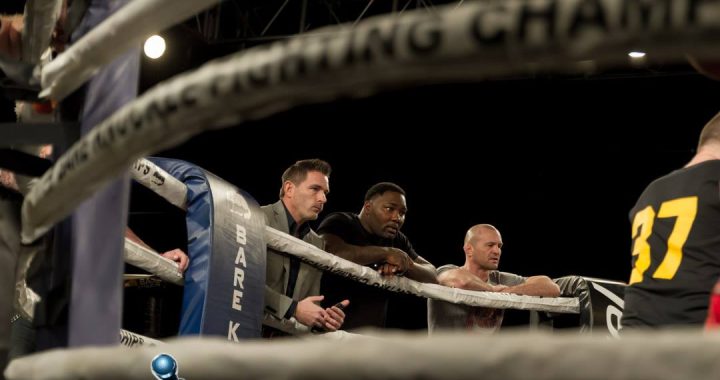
[150,158,265,340]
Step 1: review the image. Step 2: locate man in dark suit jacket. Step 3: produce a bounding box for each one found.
[262,159,348,335]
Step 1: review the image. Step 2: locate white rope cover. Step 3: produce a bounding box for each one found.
[7,330,720,380]
[119,329,163,348]
[21,0,720,243]
[130,159,187,211]
[123,238,183,286]
[39,0,220,100]
[262,313,309,335]
[22,0,63,64]
[0,0,58,85]
[266,227,579,314]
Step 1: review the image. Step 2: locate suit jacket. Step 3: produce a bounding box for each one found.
[262,200,325,320]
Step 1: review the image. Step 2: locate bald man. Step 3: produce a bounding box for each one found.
[428,224,559,334]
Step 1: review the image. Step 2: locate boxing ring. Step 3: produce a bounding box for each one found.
[3,0,720,378]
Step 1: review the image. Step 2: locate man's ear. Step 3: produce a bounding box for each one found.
[283,181,294,197]
[363,200,372,211]
[463,243,472,258]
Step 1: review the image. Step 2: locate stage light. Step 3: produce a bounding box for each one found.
[144,35,166,59]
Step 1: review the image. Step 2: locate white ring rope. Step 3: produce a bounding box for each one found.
[0,0,59,85]
[39,0,221,100]
[119,329,163,348]
[21,0,63,65]
[123,238,183,286]
[20,0,720,243]
[265,227,579,314]
[8,331,720,380]
[130,159,187,211]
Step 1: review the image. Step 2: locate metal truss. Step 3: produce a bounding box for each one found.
[192,0,464,47]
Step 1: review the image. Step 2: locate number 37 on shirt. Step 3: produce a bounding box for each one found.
[629,196,697,285]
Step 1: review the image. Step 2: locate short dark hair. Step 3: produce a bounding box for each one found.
[279,159,331,198]
[364,182,405,201]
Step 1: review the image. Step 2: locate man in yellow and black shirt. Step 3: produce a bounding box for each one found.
[622,110,720,328]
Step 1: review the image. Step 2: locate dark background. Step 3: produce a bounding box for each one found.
[155,74,718,283]
[4,0,720,330]
[153,75,720,329]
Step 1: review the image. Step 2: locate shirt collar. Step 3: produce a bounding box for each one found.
[282,201,311,238]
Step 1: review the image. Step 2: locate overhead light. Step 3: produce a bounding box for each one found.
[628,51,646,59]
[144,35,166,59]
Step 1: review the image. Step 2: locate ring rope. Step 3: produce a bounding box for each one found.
[8,331,720,380]
[21,0,63,65]
[130,158,187,211]
[118,329,163,348]
[123,238,183,286]
[265,227,579,314]
[21,0,720,243]
[39,0,220,100]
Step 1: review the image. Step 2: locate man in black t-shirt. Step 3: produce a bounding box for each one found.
[318,182,437,330]
[622,110,720,329]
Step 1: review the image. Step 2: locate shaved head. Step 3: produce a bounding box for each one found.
[464,224,499,246]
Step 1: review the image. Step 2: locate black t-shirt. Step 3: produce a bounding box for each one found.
[318,212,418,329]
[622,160,720,328]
